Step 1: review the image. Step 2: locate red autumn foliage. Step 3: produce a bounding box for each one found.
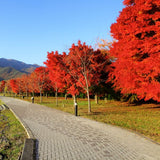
[34,67,51,92]
[33,66,52,102]
[66,40,109,112]
[7,67,53,98]
[44,51,67,105]
[28,71,39,95]
[44,51,67,93]
[21,74,30,96]
[10,79,19,94]
[64,73,81,96]
[36,67,53,93]
[110,0,160,101]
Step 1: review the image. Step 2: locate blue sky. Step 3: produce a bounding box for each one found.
[0,0,124,65]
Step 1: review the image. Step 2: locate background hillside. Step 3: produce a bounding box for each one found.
[0,58,39,80]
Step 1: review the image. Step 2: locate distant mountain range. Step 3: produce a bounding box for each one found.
[0,58,39,81]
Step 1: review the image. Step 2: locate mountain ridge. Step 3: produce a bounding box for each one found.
[0,58,39,80]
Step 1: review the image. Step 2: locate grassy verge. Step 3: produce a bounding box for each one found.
[0,100,27,160]
[4,95,160,144]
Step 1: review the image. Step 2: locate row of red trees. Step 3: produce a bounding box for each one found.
[0,67,53,102]
[0,41,110,113]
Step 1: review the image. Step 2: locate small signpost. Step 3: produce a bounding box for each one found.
[31,97,34,103]
[75,102,78,116]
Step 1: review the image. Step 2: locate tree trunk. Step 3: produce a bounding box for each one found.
[32,92,35,98]
[40,90,42,103]
[55,90,58,106]
[87,90,91,113]
[95,94,98,104]
[65,93,68,100]
[73,95,77,107]
[84,73,91,113]
[26,90,28,98]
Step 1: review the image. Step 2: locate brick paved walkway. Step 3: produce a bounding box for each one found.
[0,96,160,160]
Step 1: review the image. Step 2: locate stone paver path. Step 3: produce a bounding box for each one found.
[0,96,160,160]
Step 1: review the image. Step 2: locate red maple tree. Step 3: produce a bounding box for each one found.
[64,70,84,105]
[34,67,51,103]
[44,51,67,106]
[28,71,39,97]
[66,40,109,113]
[10,79,19,95]
[21,74,30,97]
[110,0,160,101]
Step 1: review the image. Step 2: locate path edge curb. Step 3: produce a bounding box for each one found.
[20,138,37,160]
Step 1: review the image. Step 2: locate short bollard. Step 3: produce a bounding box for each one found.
[75,103,78,116]
[31,97,34,103]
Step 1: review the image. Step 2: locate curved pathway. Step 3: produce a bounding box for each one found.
[0,96,160,160]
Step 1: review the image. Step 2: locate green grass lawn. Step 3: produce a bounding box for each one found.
[0,100,27,160]
[5,95,160,144]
